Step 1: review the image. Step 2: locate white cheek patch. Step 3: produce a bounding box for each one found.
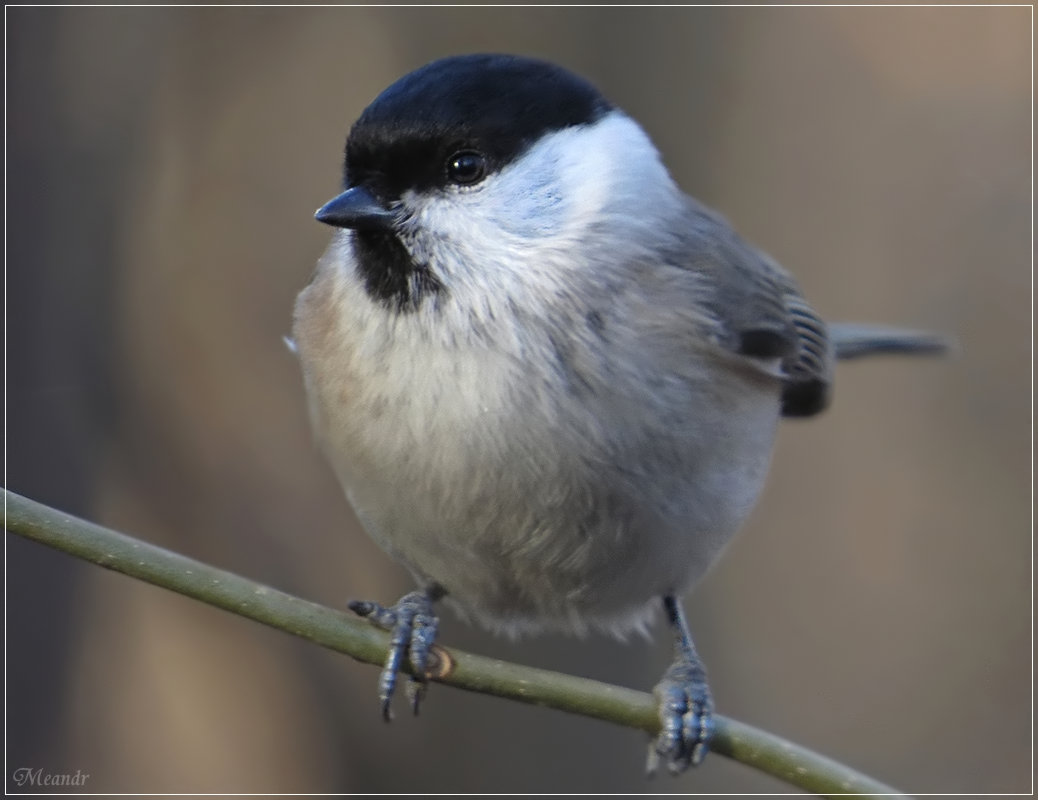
[483,165,567,239]
[399,110,681,294]
[543,112,676,232]
[465,111,676,241]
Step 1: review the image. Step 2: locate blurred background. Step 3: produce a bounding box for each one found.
[6,5,1030,794]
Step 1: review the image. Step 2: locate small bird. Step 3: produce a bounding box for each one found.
[292,53,946,774]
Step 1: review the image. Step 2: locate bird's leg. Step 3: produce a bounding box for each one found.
[348,583,445,719]
[647,594,715,775]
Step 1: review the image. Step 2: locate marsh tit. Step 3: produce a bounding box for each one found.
[292,53,946,774]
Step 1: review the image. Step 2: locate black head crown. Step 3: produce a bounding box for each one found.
[342,54,614,200]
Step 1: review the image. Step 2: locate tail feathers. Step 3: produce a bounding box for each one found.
[828,323,953,360]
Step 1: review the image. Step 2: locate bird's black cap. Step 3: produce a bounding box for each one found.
[342,54,614,199]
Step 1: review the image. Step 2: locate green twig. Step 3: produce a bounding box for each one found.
[5,488,906,797]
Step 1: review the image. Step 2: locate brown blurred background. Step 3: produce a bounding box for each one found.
[6,5,1030,794]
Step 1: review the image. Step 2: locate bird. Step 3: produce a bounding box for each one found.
[291,52,947,774]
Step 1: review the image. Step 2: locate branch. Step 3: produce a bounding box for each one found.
[4,488,905,797]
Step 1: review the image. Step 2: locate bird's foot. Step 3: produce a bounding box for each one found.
[647,656,714,775]
[647,595,715,775]
[348,587,442,719]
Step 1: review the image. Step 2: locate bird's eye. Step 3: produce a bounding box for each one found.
[445,150,487,186]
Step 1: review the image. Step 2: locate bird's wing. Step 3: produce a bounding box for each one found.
[679,202,834,417]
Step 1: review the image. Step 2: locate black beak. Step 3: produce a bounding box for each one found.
[315,186,397,231]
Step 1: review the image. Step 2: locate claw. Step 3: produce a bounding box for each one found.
[648,595,714,775]
[349,587,443,719]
